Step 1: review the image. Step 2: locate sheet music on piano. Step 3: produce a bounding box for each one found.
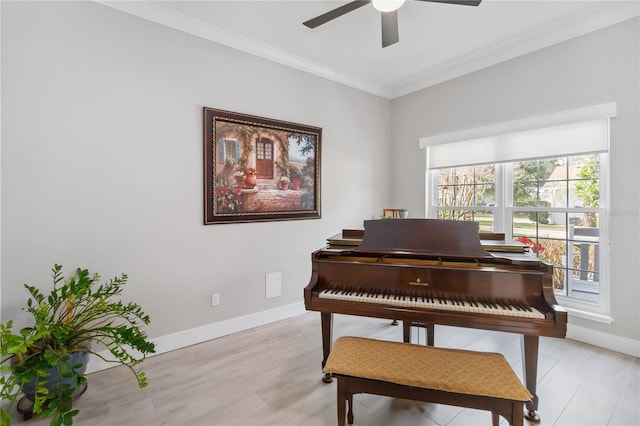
[304,218,567,423]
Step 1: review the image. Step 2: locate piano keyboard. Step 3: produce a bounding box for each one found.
[318,288,546,319]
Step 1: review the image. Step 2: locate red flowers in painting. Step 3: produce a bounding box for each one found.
[216,185,242,211]
[516,236,545,254]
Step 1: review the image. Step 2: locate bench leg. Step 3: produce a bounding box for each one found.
[492,402,525,426]
[513,401,524,426]
[500,402,525,426]
[337,378,346,426]
[337,377,355,424]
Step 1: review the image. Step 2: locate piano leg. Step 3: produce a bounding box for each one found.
[522,334,541,423]
[426,323,434,346]
[403,321,435,346]
[321,312,334,383]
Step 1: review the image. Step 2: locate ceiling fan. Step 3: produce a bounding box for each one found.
[303,0,482,48]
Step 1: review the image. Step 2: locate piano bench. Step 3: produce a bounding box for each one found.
[323,336,532,426]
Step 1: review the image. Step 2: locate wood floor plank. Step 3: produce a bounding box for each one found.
[555,375,623,425]
[3,312,638,425]
[607,358,640,426]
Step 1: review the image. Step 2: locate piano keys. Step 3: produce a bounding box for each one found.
[304,218,567,422]
[318,288,547,319]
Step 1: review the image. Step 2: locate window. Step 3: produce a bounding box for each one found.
[436,165,496,231]
[422,104,615,321]
[217,138,240,164]
[431,155,606,309]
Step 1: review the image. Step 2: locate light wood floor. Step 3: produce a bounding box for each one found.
[5,312,639,425]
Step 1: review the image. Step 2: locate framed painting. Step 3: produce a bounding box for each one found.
[203,107,322,224]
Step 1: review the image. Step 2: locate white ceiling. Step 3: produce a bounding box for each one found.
[100,0,639,98]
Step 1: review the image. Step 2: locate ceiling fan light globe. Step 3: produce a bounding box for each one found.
[372,0,406,13]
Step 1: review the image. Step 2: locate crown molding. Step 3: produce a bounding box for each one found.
[97,1,638,100]
[392,1,640,98]
[95,1,392,98]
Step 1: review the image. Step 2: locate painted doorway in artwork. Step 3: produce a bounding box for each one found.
[257,138,274,179]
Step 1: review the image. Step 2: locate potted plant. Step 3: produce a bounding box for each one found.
[291,178,301,190]
[244,167,257,189]
[279,175,290,190]
[0,264,156,425]
[233,170,246,187]
[399,208,409,219]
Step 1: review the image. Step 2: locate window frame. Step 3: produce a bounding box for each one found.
[217,138,241,164]
[426,155,611,323]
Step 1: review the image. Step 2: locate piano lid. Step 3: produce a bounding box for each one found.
[352,219,493,260]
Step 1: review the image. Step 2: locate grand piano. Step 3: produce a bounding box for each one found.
[304,219,567,422]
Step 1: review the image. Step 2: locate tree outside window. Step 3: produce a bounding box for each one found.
[431,154,602,303]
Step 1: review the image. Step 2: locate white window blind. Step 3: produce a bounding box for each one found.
[420,103,616,170]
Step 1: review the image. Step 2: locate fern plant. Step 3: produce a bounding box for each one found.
[0,264,156,426]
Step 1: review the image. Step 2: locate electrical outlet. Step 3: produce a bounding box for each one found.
[211,293,220,306]
[265,272,282,299]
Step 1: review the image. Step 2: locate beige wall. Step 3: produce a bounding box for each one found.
[0,1,391,338]
[2,2,637,355]
[391,18,640,344]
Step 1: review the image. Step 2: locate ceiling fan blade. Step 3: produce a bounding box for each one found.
[415,0,482,6]
[381,10,399,48]
[303,1,370,29]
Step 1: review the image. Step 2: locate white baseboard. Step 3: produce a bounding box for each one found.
[87,303,639,374]
[567,323,640,358]
[86,301,307,374]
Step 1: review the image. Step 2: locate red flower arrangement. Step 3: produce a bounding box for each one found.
[245,167,257,176]
[216,185,242,211]
[516,236,545,254]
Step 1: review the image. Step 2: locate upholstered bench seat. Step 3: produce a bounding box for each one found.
[323,336,532,426]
